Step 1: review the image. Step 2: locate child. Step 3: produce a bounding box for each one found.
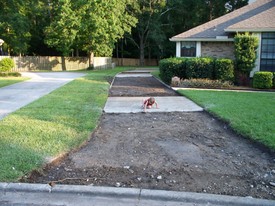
[142,97,158,112]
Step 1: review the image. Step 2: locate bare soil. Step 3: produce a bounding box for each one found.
[22,75,275,200]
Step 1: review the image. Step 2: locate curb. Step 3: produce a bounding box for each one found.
[140,189,275,206]
[1,183,275,206]
[172,87,275,93]
[0,183,141,198]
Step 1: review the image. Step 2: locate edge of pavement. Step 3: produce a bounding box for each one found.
[1,183,275,206]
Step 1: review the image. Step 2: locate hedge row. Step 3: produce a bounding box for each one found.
[0,72,21,77]
[159,57,234,84]
[252,71,274,89]
[159,58,186,84]
[180,78,233,89]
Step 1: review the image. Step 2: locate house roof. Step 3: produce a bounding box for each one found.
[170,0,275,42]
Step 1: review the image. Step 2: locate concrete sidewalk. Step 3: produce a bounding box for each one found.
[104,96,203,113]
[0,72,85,120]
[1,183,275,206]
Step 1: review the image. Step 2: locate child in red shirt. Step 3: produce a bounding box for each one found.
[142,97,158,112]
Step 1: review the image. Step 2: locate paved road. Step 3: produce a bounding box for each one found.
[1,183,275,206]
[0,72,85,120]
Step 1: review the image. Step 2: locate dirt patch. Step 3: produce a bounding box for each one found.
[22,76,275,200]
[109,77,178,97]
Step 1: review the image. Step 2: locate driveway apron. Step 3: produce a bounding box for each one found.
[0,72,85,120]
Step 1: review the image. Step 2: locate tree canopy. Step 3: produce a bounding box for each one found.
[116,0,248,64]
[0,0,248,59]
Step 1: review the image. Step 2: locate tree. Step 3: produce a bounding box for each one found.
[203,0,247,21]
[163,0,248,34]
[225,0,248,11]
[75,0,137,64]
[0,0,249,59]
[44,0,80,56]
[0,0,31,55]
[121,0,249,62]
[26,0,57,55]
[125,0,166,66]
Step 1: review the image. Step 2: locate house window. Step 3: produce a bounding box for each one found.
[181,42,196,57]
[260,32,275,72]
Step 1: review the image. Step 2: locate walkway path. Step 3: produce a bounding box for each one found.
[0,72,85,120]
[104,70,203,113]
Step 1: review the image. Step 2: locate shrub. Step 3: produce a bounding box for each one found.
[0,58,15,72]
[214,58,234,82]
[253,72,273,89]
[186,57,214,79]
[159,57,187,84]
[180,78,233,88]
[273,72,275,88]
[0,72,21,77]
[234,33,259,86]
[234,32,259,74]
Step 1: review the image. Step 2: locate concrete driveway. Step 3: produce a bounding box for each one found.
[0,72,85,120]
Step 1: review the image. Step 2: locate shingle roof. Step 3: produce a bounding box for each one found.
[170,0,275,41]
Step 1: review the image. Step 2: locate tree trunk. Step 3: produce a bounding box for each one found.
[116,42,119,59]
[140,38,145,66]
[61,56,66,71]
[121,39,124,66]
[88,51,94,69]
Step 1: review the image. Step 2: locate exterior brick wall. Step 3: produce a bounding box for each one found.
[201,42,235,59]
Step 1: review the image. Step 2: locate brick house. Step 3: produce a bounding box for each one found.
[170,0,275,76]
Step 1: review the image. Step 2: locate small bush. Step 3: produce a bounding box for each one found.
[273,72,275,88]
[0,58,15,72]
[253,72,273,89]
[214,58,234,82]
[0,72,21,77]
[159,58,187,84]
[180,78,233,89]
[186,57,214,79]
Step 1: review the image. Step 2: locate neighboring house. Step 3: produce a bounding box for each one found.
[170,0,275,76]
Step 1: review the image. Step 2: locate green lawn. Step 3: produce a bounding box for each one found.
[178,89,275,150]
[0,77,29,88]
[0,67,131,181]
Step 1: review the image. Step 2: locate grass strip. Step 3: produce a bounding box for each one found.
[0,77,29,88]
[178,89,275,150]
[0,67,131,181]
